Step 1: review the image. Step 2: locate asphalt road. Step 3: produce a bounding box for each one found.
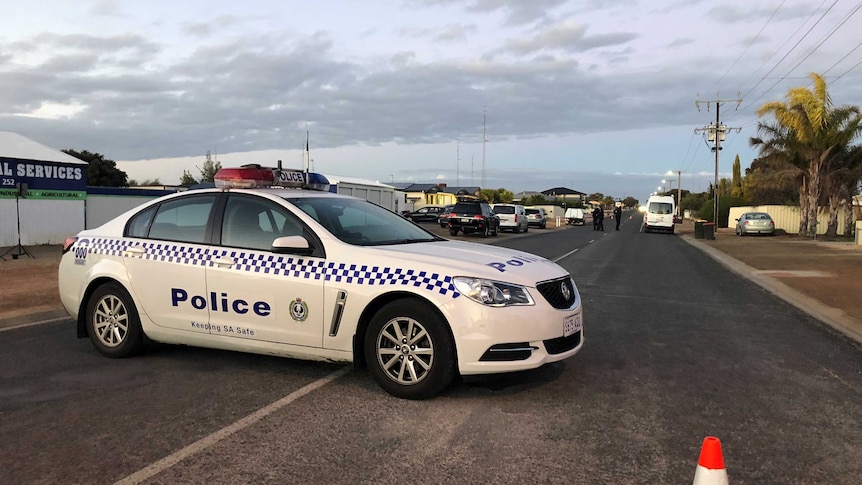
[1,213,860,484]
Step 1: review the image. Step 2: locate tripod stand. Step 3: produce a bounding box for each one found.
[1,183,34,261]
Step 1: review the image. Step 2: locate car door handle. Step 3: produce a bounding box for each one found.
[123,246,146,257]
[213,257,236,268]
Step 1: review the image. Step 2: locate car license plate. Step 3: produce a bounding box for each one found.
[461,217,472,222]
[564,313,582,337]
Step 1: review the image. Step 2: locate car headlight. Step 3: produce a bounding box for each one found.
[452,277,534,306]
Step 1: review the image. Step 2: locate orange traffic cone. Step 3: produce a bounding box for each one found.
[693,436,729,485]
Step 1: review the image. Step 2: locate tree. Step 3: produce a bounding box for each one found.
[63,149,127,187]
[622,196,638,208]
[128,178,162,187]
[741,158,799,206]
[198,150,222,183]
[755,72,862,236]
[731,155,744,198]
[179,170,199,187]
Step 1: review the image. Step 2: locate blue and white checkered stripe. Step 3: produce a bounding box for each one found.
[85,238,461,298]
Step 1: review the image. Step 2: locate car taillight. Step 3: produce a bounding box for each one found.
[770,221,775,226]
[473,214,484,220]
[744,221,750,225]
[62,237,78,254]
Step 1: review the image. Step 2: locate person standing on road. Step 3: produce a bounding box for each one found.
[597,207,605,231]
[614,205,622,231]
[592,206,600,230]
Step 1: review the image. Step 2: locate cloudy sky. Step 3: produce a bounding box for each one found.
[2,0,860,200]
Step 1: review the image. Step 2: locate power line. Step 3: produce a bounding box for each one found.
[737,0,839,104]
[714,0,788,92]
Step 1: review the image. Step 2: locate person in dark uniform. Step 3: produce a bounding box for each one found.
[592,206,600,230]
[596,206,605,231]
[614,205,622,230]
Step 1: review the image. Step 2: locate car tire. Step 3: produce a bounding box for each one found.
[524,225,529,233]
[364,298,457,400]
[541,221,546,229]
[480,224,489,238]
[86,282,144,358]
[491,224,498,236]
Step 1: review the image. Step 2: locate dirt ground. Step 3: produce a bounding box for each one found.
[0,244,63,321]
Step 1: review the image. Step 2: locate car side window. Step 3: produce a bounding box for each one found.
[221,195,303,251]
[127,205,157,238]
[133,195,216,243]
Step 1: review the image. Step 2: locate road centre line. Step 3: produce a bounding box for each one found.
[553,247,579,263]
[115,366,351,485]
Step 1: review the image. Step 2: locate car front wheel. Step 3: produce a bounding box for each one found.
[365,299,456,399]
[86,282,144,358]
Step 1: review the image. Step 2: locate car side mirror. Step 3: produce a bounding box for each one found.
[272,235,314,256]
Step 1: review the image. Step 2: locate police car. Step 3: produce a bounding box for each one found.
[58,164,584,399]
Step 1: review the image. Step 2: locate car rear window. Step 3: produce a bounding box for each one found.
[495,206,515,214]
[526,209,540,215]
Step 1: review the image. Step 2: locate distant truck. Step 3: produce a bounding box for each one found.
[565,208,585,225]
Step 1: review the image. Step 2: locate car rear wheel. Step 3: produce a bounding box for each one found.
[480,224,489,238]
[365,299,456,399]
[86,282,143,358]
[449,228,459,236]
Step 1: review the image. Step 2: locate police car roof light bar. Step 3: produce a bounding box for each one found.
[214,165,330,191]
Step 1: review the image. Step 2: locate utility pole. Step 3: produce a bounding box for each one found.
[456,141,460,186]
[695,94,742,229]
[481,110,487,189]
[676,170,682,218]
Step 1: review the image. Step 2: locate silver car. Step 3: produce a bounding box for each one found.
[735,212,775,236]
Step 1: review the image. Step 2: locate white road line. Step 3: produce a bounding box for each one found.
[115,366,351,485]
[0,316,69,333]
[553,247,579,263]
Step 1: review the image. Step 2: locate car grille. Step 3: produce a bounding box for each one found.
[544,332,581,355]
[536,277,576,309]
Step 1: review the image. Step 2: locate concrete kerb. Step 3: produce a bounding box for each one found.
[678,233,862,345]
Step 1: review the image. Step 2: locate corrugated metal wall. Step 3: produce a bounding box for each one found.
[1,199,84,246]
[727,205,851,235]
[86,194,162,229]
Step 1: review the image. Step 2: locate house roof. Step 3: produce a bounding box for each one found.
[0,131,87,164]
[542,187,586,196]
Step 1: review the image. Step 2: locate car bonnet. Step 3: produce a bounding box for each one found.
[370,240,568,285]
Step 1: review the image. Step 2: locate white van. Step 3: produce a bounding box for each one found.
[643,195,676,233]
[493,203,529,233]
[565,208,585,225]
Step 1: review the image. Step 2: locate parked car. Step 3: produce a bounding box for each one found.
[735,212,776,236]
[493,204,529,233]
[447,200,499,237]
[407,205,446,223]
[437,204,455,227]
[525,208,548,229]
[565,208,585,225]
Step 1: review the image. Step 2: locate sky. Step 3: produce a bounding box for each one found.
[1,0,860,201]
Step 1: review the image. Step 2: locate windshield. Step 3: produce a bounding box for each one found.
[648,202,673,215]
[284,196,441,246]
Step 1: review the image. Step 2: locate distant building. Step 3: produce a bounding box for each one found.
[541,187,587,205]
[393,183,481,212]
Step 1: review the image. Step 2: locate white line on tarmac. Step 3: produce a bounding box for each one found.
[553,247,579,263]
[115,366,351,485]
[0,316,69,333]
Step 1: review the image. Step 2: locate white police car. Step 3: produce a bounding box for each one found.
[58,164,583,399]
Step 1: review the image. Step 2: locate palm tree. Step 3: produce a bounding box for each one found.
[749,121,809,234]
[756,73,861,237]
